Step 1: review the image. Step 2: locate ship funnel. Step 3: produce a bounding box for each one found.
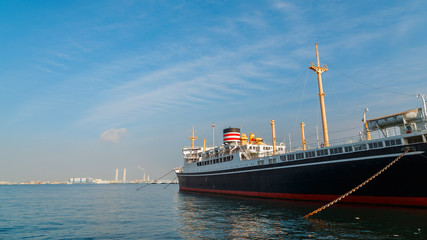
[223,128,241,145]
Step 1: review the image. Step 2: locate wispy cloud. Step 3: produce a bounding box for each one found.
[100,128,127,143]
[77,37,302,127]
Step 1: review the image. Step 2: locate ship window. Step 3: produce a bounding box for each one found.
[330,147,343,154]
[257,160,264,165]
[405,136,423,144]
[280,155,286,161]
[386,139,402,146]
[368,141,384,149]
[268,158,276,164]
[287,154,295,161]
[317,149,329,156]
[305,151,316,158]
[295,153,304,159]
[354,144,367,151]
[344,146,353,152]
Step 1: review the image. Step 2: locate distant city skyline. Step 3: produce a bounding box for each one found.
[1,1,427,182]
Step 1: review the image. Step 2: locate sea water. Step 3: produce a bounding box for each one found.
[1,184,426,239]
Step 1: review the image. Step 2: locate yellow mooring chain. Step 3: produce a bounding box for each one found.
[304,147,414,219]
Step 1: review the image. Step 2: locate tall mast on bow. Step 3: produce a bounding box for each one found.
[309,43,330,147]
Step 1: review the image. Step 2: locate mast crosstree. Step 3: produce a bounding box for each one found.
[189,125,198,148]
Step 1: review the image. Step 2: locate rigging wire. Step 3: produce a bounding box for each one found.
[163,176,178,189]
[239,67,310,131]
[319,57,415,97]
[305,125,362,138]
[293,68,310,137]
[136,169,175,191]
[336,69,414,96]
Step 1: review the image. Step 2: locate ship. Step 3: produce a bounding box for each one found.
[175,44,427,207]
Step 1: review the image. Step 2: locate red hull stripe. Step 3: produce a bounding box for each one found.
[179,187,427,206]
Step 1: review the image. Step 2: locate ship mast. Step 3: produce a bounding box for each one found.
[189,125,198,148]
[212,123,215,147]
[300,122,307,150]
[270,120,277,155]
[309,43,330,147]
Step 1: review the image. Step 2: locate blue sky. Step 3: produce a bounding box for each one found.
[1,0,426,182]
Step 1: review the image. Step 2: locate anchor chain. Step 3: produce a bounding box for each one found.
[304,147,414,218]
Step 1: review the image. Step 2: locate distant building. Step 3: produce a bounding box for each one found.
[68,177,96,184]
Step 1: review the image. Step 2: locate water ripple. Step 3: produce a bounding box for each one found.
[0,184,426,239]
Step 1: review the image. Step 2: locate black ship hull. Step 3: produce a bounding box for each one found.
[177,143,427,206]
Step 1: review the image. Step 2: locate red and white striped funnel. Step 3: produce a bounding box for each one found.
[223,128,240,144]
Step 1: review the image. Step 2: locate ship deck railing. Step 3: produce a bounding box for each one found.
[183,129,426,164]
[240,130,426,162]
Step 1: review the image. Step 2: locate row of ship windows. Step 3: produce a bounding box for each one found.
[258,158,277,165]
[279,139,402,162]
[248,146,285,151]
[197,155,234,166]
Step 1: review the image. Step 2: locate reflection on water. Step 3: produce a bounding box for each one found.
[176,191,427,239]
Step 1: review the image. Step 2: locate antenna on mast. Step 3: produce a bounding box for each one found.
[309,43,330,147]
